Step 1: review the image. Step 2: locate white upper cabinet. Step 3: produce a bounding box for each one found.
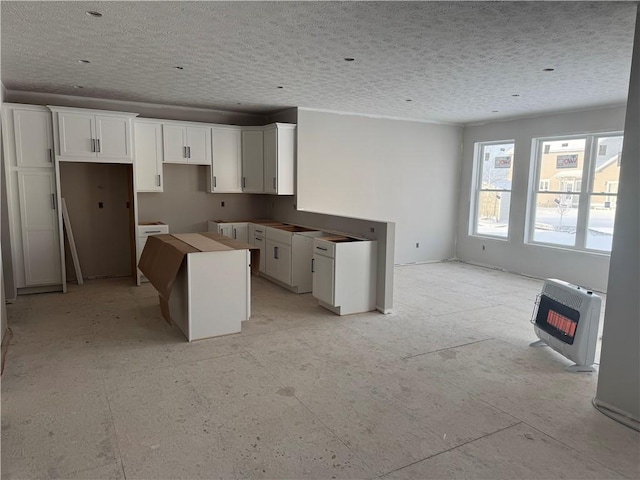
[163,123,212,165]
[209,126,242,193]
[13,109,54,168]
[134,121,163,192]
[49,106,137,163]
[263,123,295,195]
[241,130,264,193]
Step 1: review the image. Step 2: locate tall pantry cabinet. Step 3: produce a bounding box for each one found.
[2,104,62,292]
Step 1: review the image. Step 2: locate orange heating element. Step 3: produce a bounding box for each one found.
[547,310,577,337]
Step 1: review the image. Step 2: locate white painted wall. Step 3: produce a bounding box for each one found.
[456,106,627,292]
[296,109,463,265]
[596,8,640,426]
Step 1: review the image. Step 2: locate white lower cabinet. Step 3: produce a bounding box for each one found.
[262,225,324,293]
[312,237,377,315]
[208,221,249,243]
[17,170,61,286]
[137,223,169,283]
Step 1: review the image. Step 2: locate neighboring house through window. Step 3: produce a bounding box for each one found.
[528,134,623,252]
[470,141,514,239]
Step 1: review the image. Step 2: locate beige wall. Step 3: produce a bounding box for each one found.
[60,162,134,280]
[296,109,463,265]
[137,164,267,233]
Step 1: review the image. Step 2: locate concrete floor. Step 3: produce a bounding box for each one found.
[1,262,638,479]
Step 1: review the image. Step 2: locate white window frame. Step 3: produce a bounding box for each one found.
[470,140,514,240]
[527,132,623,252]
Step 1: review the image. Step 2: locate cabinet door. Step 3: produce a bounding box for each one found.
[211,127,242,192]
[17,170,61,286]
[95,116,131,161]
[13,109,54,168]
[162,124,187,163]
[219,224,233,238]
[252,234,266,274]
[186,126,212,165]
[57,111,96,158]
[266,240,291,285]
[241,130,264,193]
[231,223,249,243]
[263,127,277,194]
[312,254,335,305]
[134,122,163,192]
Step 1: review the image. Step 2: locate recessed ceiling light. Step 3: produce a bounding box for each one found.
[77,59,91,64]
[86,11,102,17]
[73,85,84,89]
[344,57,355,62]
[543,68,555,72]
[174,66,184,70]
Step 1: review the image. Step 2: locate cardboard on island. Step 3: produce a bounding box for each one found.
[138,232,259,325]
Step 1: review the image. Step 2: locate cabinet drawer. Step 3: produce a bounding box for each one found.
[138,224,169,238]
[313,239,335,258]
[266,226,293,246]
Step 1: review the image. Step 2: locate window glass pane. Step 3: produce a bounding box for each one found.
[480,143,513,190]
[586,194,616,251]
[592,136,623,196]
[476,191,511,237]
[531,193,579,246]
[539,138,585,192]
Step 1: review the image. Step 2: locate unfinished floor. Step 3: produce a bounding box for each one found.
[1,262,638,479]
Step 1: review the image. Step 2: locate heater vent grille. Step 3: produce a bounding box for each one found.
[542,281,583,311]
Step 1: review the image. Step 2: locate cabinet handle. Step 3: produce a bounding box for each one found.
[91,138,96,152]
[183,146,187,158]
[273,177,276,190]
[316,246,328,251]
[274,246,278,259]
[145,230,162,234]
[311,258,315,273]
[255,237,263,241]
[48,148,53,162]
[213,176,217,188]
[96,138,101,153]
[242,177,246,189]
[51,193,56,210]
[233,228,237,239]
[157,174,161,187]
[255,229,263,234]
[187,146,191,158]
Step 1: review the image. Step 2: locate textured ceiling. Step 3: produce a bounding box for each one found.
[1,1,637,124]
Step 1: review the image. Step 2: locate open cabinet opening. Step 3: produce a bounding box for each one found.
[59,162,136,283]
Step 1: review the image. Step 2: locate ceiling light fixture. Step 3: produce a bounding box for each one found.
[277,86,284,89]
[344,57,355,62]
[543,68,555,72]
[77,59,91,64]
[174,66,184,70]
[86,11,102,17]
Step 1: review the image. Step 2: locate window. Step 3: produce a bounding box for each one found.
[528,134,623,252]
[471,141,514,238]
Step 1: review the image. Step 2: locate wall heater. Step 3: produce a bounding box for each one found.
[530,279,602,372]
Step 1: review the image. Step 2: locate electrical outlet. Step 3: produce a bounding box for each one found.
[98,202,104,209]
[221,201,225,207]
[370,227,375,233]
